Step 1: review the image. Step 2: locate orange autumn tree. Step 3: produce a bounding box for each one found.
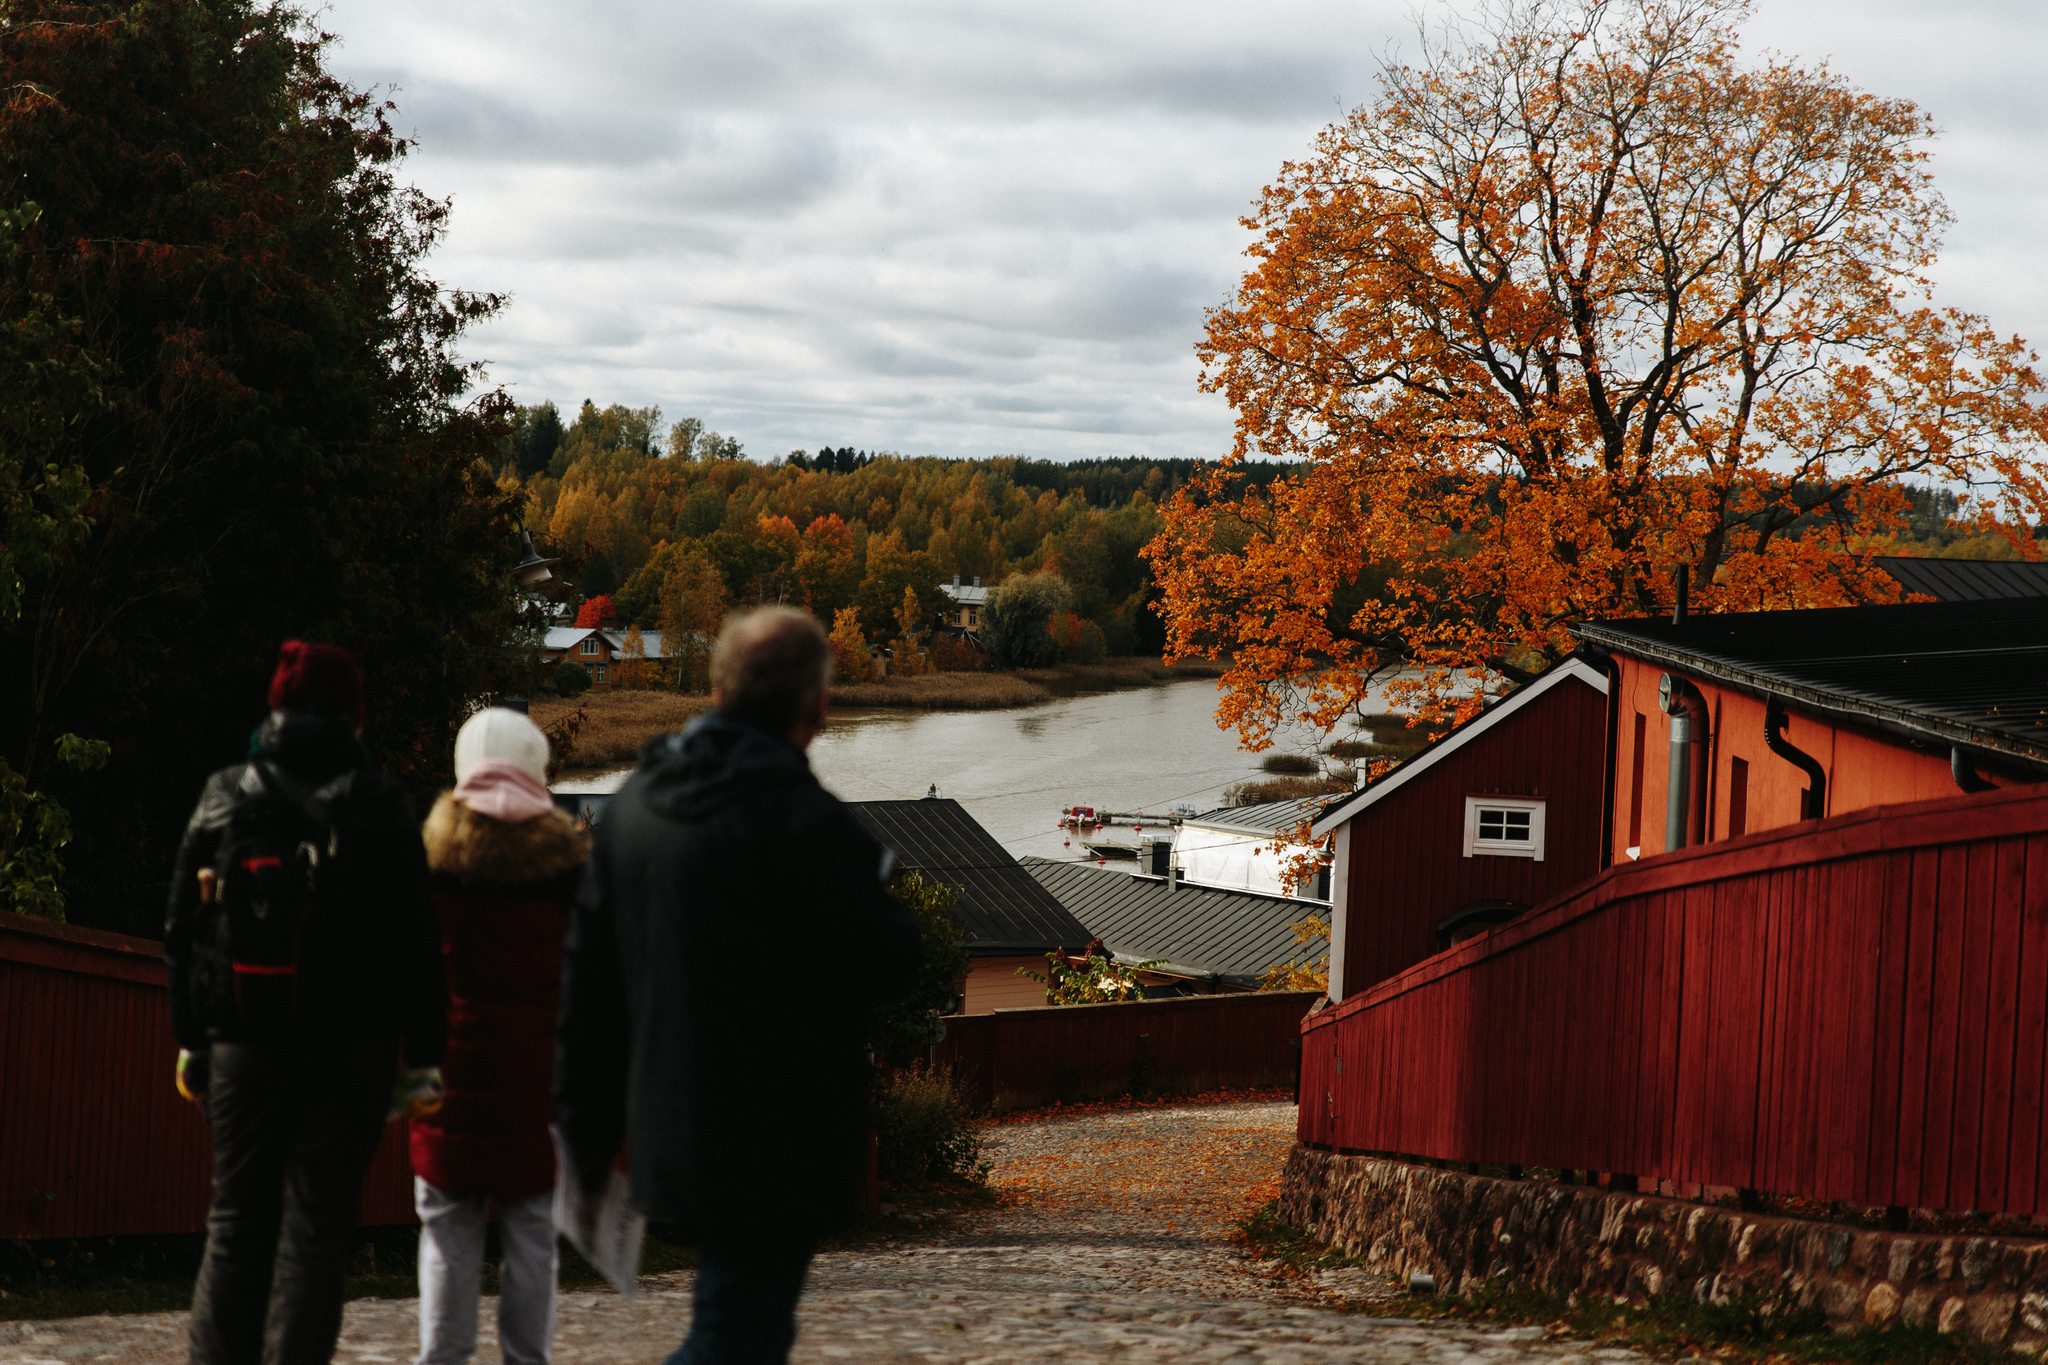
[1149,0,2048,750]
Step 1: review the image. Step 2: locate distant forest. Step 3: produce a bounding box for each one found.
[502,401,2017,658]
[503,400,1294,656]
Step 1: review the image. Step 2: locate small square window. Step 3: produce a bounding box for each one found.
[1463,796,1545,860]
[581,638,600,655]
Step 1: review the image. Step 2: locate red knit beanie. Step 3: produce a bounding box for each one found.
[268,641,365,728]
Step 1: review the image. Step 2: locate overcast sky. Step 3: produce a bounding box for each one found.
[322,0,2048,464]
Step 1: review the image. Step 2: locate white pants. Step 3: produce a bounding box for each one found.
[414,1178,558,1365]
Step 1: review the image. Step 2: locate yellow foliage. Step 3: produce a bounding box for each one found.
[828,605,874,684]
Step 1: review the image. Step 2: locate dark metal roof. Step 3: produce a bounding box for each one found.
[1573,599,2048,770]
[846,799,1096,956]
[1021,856,1327,987]
[1181,794,1336,835]
[1874,557,2048,602]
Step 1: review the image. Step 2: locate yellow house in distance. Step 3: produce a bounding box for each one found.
[938,575,988,632]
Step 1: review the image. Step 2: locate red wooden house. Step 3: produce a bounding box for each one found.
[1309,656,1611,1001]
[540,626,667,691]
[1297,598,2048,1228]
[1574,597,2048,863]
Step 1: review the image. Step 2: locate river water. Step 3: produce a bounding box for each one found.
[554,678,1337,863]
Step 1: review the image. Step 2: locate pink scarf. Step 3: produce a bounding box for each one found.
[455,760,556,823]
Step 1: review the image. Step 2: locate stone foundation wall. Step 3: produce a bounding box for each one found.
[1282,1145,2048,1355]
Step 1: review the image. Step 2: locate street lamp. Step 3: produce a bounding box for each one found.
[515,531,558,587]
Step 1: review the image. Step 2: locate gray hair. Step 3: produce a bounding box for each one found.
[710,606,833,737]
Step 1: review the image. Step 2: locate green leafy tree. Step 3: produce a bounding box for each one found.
[553,661,591,697]
[0,0,522,930]
[980,572,1069,669]
[872,872,970,1060]
[0,203,107,919]
[1017,946,1162,1005]
[505,401,563,478]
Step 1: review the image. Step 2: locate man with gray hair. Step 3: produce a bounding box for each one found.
[557,606,918,1364]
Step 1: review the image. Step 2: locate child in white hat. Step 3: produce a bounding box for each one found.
[411,707,586,1365]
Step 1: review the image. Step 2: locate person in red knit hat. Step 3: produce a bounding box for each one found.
[164,640,447,1365]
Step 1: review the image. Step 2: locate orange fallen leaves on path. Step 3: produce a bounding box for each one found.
[982,1099,1298,1245]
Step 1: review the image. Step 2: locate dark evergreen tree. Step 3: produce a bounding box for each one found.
[580,551,618,600]
[0,0,521,931]
[510,401,564,477]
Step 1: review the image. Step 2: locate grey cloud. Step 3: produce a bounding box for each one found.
[384,84,685,165]
[335,0,2048,463]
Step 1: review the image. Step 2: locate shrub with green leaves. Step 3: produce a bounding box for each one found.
[873,1064,986,1185]
[871,871,970,1060]
[554,661,591,696]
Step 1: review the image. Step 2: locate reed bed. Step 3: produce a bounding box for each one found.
[1223,774,1355,807]
[1014,657,1224,695]
[529,690,713,772]
[1259,753,1321,774]
[831,673,1052,710]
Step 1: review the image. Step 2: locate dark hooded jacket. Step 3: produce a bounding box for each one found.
[163,710,446,1065]
[555,710,919,1244]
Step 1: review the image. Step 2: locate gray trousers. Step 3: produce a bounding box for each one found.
[414,1179,558,1365]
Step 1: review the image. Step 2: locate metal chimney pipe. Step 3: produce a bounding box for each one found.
[1660,674,1708,851]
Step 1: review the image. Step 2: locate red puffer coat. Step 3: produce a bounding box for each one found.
[409,792,587,1197]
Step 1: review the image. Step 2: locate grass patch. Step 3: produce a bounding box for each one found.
[1235,1201,2018,1365]
[831,672,1052,709]
[1260,753,1321,774]
[531,690,713,773]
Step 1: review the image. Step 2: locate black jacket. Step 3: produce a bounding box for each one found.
[163,710,447,1066]
[555,710,919,1244]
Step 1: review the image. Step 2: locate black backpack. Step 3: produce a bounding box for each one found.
[201,762,357,1030]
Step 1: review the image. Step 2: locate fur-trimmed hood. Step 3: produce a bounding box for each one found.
[423,791,588,887]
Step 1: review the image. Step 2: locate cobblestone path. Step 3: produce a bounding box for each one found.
[0,1100,1648,1364]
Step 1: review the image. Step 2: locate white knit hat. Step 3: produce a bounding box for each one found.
[454,707,550,786]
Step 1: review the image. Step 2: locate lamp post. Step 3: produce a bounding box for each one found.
[515,531,558,588]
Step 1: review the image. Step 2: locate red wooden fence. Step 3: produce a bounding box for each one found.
[937,990,1319,1113]
[1,912,416,1239]
[1301,781,2048,1218]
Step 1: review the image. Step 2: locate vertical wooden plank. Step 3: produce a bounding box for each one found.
[2012,834,2048,1217]
[1921,844,1970,1211]
[1722,867,1770,1191]
[1893,848,1942,1209]
[1977,838,2027,1214]
[1948,842,1998,1210]
[1866,845,1913,1207]
[1838,852,1883,1204]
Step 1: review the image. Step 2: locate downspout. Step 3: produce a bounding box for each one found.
[1598,655,1621,871]
[1659,674,1708,852]
[1764,697,1828,820]
[1952,747,1997,794]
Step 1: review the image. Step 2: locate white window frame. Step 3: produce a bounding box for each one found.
[580,637,600,656]
[1463,795,1546,861]
[592,662,608,685]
